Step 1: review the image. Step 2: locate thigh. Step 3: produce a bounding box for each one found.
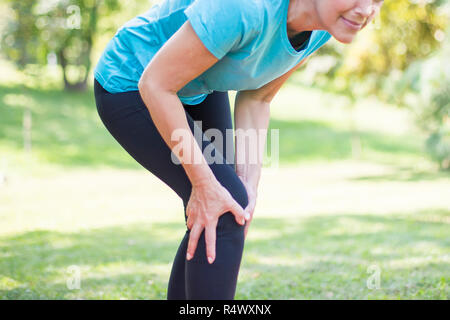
[183,91,232,136]
[183,91,235,169]
[94,82,244,211]
[95,81,190,203]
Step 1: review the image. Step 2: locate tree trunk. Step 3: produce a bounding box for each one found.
[57,48,88,92]
[57,1,98,92]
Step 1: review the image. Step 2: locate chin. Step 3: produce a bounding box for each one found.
[330,31,356,44]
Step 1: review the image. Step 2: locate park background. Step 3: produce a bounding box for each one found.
[0,0,449,299]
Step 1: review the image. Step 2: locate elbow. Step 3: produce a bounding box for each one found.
[138,77,151,95]
[138,78,160,112]
[261,95,273,105]
[138,72,161,96]
[237,90,271,105]
[138,78,162,105]
[138,77,177,98]
[255,95,273,109]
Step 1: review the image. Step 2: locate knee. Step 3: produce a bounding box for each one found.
[216,180,248,236]
[228,176,249,213]
[186,180,247,266]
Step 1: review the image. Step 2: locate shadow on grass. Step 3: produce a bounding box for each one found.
[0,208,448,299]
[347,164,450,182]
[0,221,186,299]
[237,208,449,299]
[0,85,141,169]
[1,85,425,169]
[268,118,423,164]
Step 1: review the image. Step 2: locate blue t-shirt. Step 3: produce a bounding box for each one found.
[94,0,332,105]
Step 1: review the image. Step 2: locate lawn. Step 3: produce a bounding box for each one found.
[0,65,449,299]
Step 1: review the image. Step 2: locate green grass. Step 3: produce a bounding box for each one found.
[1,211,448,299]
[0,83,428,170]
[0,64,449,299]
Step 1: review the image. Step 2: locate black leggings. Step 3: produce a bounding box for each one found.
[93,79,249,300]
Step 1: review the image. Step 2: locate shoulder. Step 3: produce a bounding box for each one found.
[186,0,262,27]
[259,0,286,20]
[183,0,263,59]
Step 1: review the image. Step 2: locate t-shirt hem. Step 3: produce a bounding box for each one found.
[179,93,208,105]
[93,71,115,93]
[95,69,207,105]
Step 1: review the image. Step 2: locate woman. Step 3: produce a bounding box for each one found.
[93,0,384,300]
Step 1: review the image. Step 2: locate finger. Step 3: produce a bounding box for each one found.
[248,203,256,216]
[186,212,195,230]
[244,212,254,240]
[245,200,255,214]
[229,199,248,225]
[244,202,251,213]
[205,222,217,264]
[186,223,203,260]
[244,220,252,239]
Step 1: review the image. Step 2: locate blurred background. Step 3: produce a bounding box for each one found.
[0,0,449,299]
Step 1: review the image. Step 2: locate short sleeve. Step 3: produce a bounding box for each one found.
[184,0,260,60]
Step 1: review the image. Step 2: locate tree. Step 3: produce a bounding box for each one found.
[1,0,119,91]
[1,0,41,69]
[396,27,450,170]
[327,0,448,99]
[299,0,449,159]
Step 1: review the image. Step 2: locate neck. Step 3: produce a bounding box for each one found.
[287,0,322,38]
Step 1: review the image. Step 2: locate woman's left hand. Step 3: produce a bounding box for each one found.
[238,175,258,239]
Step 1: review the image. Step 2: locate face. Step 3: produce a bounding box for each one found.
[315,0,384,43]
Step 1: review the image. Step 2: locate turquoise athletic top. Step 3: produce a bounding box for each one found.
[94,0,333,105]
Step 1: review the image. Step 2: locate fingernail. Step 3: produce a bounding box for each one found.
[245,212,250,220]
[186,253,192,260]
[208,257,214,264]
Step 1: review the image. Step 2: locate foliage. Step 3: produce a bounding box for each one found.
[1,0,120,91]
[389,23,450,169]
[415,55,450,169]
[305,0,449,101]
[0,0,41,69]
[299,0,450,166]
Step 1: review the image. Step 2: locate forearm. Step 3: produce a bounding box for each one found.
[234,92,271,191]
[139,83,215,186]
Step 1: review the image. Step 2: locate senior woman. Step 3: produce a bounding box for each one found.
[93,0,384,300]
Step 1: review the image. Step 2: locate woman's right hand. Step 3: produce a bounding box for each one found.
[185,176,249,264]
